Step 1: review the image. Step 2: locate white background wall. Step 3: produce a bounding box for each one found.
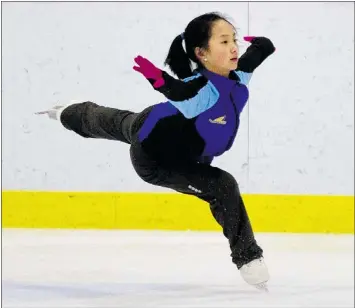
[2,2,354,195]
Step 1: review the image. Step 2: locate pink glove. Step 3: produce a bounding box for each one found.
[133,55,165,88]
[244,36,256,42]
[244,36,276,51]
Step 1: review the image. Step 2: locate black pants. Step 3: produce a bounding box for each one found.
[93,107,263,269]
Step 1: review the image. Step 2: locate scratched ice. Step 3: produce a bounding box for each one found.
[2,229,354,307]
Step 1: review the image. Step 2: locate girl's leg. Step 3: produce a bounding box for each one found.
[129,141,263,269]
[60,101,143,144]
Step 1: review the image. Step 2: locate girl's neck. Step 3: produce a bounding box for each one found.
[203,65,230,78]
[201,66,231,78]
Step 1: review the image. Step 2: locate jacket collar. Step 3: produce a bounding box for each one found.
[197,68,240,90]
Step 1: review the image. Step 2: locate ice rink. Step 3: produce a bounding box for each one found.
[2,229,354,307]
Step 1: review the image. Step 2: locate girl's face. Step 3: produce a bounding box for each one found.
[196,19,239,77]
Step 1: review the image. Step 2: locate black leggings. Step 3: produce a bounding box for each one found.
[98,107,263,269]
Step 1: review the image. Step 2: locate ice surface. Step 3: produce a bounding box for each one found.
[2,229,354,307]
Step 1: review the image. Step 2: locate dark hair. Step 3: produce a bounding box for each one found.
[164,12,234,79]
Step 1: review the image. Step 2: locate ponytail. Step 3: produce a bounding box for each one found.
[164,12,230,79]
[164,34,193,80]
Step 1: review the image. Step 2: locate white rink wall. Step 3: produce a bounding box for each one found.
[2,2,354,195]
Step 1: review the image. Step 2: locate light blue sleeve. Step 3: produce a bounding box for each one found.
[234,71,253,86]
[168,74,220,119]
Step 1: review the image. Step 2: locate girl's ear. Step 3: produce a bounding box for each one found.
[194,47,206,62]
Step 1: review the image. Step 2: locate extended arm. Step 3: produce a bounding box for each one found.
[133,56,219,119]
[133,55,209,101]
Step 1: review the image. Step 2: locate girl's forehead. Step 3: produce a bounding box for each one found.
[211,20,236,37]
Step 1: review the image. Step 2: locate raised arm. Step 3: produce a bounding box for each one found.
[133,55,209,99]
[133,55,219,119]
[234,36,276,86]
[238,36,275,72]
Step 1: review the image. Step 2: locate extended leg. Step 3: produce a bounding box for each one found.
[60,101,139,144]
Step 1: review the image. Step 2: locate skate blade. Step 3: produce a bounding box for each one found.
[254,282,269,292]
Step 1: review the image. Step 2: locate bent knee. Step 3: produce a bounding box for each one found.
[214,170,240,200]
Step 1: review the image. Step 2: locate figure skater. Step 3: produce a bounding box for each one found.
[37,12,276,290]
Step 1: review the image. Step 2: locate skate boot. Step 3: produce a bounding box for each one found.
[240,257,270,291]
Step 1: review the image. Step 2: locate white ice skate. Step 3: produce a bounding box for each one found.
[240,257,270,291]
[35,100,81,121]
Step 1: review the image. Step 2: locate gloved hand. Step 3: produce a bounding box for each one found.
[243,36,256,42]
[244,36,276,51]
[133,55,165,88]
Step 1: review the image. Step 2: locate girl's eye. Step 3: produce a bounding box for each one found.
[222,41,228,44]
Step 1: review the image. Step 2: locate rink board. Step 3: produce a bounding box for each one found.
[2,191,354,233]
